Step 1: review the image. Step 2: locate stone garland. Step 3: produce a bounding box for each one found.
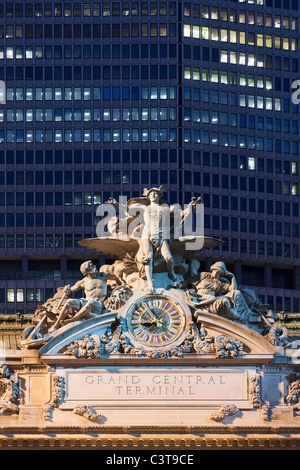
[63,321,245,359]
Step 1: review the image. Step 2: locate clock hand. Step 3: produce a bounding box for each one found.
[141,302,163,328]
[141,302,156,320]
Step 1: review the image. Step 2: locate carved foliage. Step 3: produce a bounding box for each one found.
[209,404,239,422]
[43,375,64,421]
[63,321,245,359]
[0,363,21,415]
[264,325,290,347]
[249,375,271,421]
[72,404,103,422]
[286,376,300,410]
[191,322,244,358]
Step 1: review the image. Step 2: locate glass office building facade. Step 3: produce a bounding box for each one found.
[0,0,299,315]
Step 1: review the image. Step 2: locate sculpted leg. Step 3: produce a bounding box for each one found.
[50,299,79,331]
[69,299,102,322]
[161,241,178,284]
[139,239,154,294]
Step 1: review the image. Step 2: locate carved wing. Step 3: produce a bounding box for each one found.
[78,237,140,259]
[169,236,223,259]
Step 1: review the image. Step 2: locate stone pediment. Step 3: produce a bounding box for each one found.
[194,311,277,355]
[38,308,276,367]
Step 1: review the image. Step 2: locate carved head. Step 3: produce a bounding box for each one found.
[80,260,97,276]
[143,186,167,202]
[210,261,226,278]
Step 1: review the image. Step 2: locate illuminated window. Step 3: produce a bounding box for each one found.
[202,69,209,81]
[221,50,228,63]
[239,53,246,65]
[257,96,264,109]
[193,25,200,38]
[239,11,246,23]
[184,67,191,79]
[221,29,228,42]
[239,31,246,44]
[7,289,15,302]
[248,157,255,170]
[183,24,191,37]
[292,39,297,51]
[160,87,167,99]
[17,289,24,302]
[257,13,263,26]
[230,30,237,43]
[211,7,218,20]
[150,24,157,36]
[248,54,255,66]
[230,51,237,64]
[257,76,264,88]
[6,47,13,59]
[141,108,148,121]
[221,71,228,84]
[212,112,218,124]
[113,130,120,142]
[221,9,228,21]
[248,95,255,108]
[211,70,218,82]
[193,67,200,80]
[202,6,209,19]
[275,99,281,111]
[184,3,191,16]
[257,55,264,68]
[150,87,158,99]
[160,24,167,36]
[266,97,273,110]
[211,28,219,40]
[240,74,246,86]
[292,162,298,175]
[275,36,281,49]
[202,26,209,40]
[266,77,272,90]
[257,34,263,47]
[266,35,272,48]
[103,3,110,16]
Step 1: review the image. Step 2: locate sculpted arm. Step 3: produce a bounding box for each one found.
[106,197,130,216]
[170,197,202,224]
[64,279,85,295]
[225,271,238,291]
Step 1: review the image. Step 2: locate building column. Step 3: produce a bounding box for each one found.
[205,257,214,272]
[60,256,67,280]
[22,256,28,280]
[293,266,300,291]
[234,260,242,285]
[264,262,272,288]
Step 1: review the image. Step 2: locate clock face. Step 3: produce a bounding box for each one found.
[126,295,186,348]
